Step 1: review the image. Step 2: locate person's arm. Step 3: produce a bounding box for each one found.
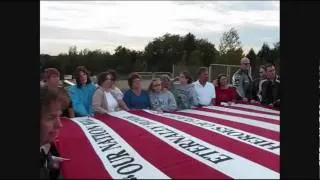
[149,93,161,111]
[123,90,134,109]
[92,89,109,114]
[164,92,178,112]
[190,86,199,107]
[67,100,75,118]
[144,91,152,109]
[68,86,90,116]
[232,72,244,101]
[211,85,216,105]
[260,81,270,105]
[112,88,129,111]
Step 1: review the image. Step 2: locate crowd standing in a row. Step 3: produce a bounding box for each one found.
[40,57,280,178]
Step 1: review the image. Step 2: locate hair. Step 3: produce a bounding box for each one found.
[57,87,71,110]
[197,67,208,77]
[43,68,60,82]
[264,63,275,71]
[128,72,141,88]
[74,66,91,88]
[40,86,64,120]
[107,69,117,81]
[97,71,112,86]
[148,78,160,92]
[181,71,193,84]
[217,74,227,87]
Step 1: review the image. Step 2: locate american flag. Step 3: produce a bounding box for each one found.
[56,103,280,179]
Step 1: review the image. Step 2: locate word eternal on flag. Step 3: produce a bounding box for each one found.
[56,104,280,179]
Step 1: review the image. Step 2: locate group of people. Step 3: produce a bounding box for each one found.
[40,57,280,179]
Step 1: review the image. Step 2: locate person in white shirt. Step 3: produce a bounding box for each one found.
[92,71,128,114]
[193,67,216,106]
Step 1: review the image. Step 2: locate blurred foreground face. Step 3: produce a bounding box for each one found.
[199,70,209,83]
[132,78,141,90]
[79,71,88,85]
[47,74,60,88]
[259,68,265,78]
[266,66,276,80]
[40,101,63,146]
[219,76,228,86]
[102,74,113,89]
[179,73,188,85]
[161,78,170,89]
[152,80,162,93]
[240,58,251,71]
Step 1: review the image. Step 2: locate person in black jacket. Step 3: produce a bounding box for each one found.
[40,87,69,179]
[252,65,265,101]
[259,64,280,107]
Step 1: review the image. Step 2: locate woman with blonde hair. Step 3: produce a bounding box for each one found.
[148,78,177,112]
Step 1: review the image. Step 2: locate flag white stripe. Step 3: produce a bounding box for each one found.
[109,111,279,179]
[204,106,279,121]
[70,117,170,179]
[144,110,279,155]
[223,103,280,114]
[178,109,279,132]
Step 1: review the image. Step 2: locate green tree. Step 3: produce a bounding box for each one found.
[219,27,241,55]
[246,48,258,78]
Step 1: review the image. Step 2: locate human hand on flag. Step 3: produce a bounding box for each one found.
[51,156,70,169]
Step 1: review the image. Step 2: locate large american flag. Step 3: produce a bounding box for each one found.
[56,103,280,179]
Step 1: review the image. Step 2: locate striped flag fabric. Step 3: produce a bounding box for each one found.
[56,103,280,179]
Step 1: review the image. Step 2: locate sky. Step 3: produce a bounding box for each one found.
[40,1,279,55]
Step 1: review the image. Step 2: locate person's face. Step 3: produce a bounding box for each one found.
[79,71,88,85]
[161,78,170,89]
[179,73,188,85]
[40,101,63,146]
[132,78,141,90]
[265,66,276,80]
[219,76,228,86]
[152,80,162,93]
[47,74,60,88]
[199,71,209,82]
[240,59,251,70]
[102,74,113,88]
[259,68,265,78]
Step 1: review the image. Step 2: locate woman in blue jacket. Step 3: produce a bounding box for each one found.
[68,66,96,117]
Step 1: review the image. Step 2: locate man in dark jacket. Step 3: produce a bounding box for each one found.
[259,64,280,107]
[232,57,253,102]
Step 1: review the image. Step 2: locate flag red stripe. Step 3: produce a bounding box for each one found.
[95,114,231,179]
[220,105,279,116]
[197,107,280,125]
[173,112,279,141]
[56,118,112,179]
[132,110,279,172]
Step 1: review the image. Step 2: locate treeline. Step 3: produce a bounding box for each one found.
[40,28,280,79]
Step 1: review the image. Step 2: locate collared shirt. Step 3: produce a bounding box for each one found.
[193,80,215,106]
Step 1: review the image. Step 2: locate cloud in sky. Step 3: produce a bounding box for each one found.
[40,1,279,55]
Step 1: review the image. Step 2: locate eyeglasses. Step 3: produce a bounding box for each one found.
[243,63,250,65]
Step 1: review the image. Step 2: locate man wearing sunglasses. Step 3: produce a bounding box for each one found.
[232,57,253,102]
